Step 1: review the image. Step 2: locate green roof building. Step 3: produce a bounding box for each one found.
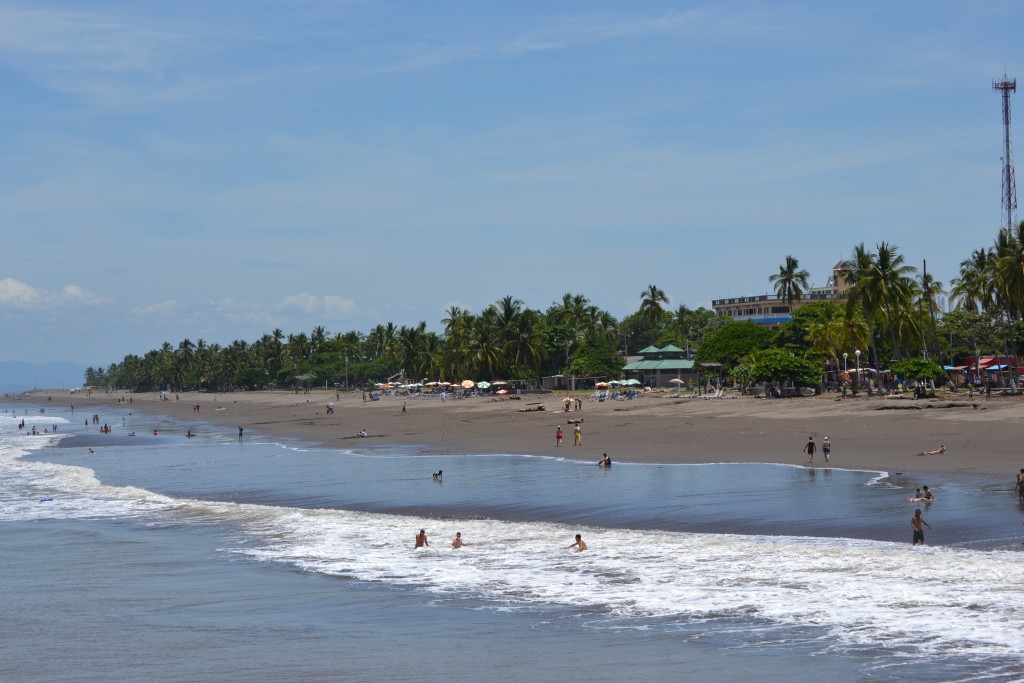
[622,345,697,388]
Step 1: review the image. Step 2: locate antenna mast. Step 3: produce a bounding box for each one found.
[993,75,1018,230]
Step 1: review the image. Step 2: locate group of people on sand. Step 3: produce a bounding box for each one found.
[415,529,587,552]
[803,436,831,463]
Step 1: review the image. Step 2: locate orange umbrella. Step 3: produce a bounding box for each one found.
[461,380,475,389]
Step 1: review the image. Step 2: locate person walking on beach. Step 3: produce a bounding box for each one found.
[556,426,563,447]
[567,534,587,551]
[573,424,582,446]
[804,436,816,463]
[415,529,429,548]
[822,436,831,463]
[911,509,931,545]
[238,426,244,441]
[402,403,407,416]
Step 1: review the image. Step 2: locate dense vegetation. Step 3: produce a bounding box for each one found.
[85,228,1024,392]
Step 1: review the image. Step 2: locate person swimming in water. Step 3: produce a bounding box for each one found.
[567,534,587,552]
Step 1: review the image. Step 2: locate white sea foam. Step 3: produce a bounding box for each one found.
[2,415,1023,673]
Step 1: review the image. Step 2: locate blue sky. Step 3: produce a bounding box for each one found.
[1,1,1020,366]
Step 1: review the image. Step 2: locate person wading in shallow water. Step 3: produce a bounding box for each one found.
[911,509,931,545]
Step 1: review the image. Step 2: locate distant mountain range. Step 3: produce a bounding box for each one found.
[0,361,89,394]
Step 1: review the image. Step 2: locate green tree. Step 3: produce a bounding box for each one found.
[750,349,822,386]
[768,255,810,308]
[695,321,775,370]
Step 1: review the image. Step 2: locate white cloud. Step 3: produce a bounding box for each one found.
[276,292,357,317]
[0,277,104,309]
[131,299,181,316]
[0,278,41,308]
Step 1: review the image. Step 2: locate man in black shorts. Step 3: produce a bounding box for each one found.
[911,509,931,545]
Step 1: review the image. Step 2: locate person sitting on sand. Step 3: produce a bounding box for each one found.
[451,532,470,549]
[918,445,945,456]
[358,429,367,437]
[567,534,587,552]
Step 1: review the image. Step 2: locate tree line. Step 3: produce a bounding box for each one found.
[85,228,1024,393]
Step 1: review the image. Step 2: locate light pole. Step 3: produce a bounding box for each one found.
[843,352,848,374]
[345,353,349,390]
[854,349,861,391]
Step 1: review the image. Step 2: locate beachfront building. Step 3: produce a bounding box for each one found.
[711,260,851,329]
[622,345,697,388]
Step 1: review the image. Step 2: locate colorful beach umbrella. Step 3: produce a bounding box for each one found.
[477,381,491,389]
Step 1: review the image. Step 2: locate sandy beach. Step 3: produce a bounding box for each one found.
[33,388,1024,480]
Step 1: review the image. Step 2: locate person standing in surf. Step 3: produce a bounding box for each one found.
[415,529,429,548]
[911,509,931,545]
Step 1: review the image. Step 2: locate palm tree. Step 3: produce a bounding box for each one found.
[950,248,995,313]
[842,243,882,374]
[873,242,917,360]
[638,285,669,327]
[768,256,810,309]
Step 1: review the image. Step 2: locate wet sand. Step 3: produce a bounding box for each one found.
[31,388,1024,480]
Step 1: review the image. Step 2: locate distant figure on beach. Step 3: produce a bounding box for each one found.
[597,453,611,468]
[238,426,244,441]
[402,403,407,416]
[822,436,831,463]
[1017,469,1024,501]
[327,402,334,414]
[415,529,429,548]
[186,429,194,438]
[573,424,582,446]
[567,534,587,552]
[911,509,931,545]
[905,487,924,502]
[556,426,563,447]
[804,437,816,463]
[918,445,945,456]
[922,485,935,502]
[432,470,443,480]
[451,532,469,549]
[358,429,367,437]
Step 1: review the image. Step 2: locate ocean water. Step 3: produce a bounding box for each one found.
[2,402,1023,682]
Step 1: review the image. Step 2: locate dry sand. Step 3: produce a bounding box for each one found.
[34,388,1024,481]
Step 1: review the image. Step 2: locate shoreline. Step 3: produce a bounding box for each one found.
[16,388,1024,482]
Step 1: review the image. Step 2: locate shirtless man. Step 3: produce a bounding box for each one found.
[567,534,587,551]
[451,532,470,549]
[1017,469,1024,502]
[911,509,931,545]
[415,529,429,548]
[597,453,611,468]
[918,445,945,456]
[922,485,935,502]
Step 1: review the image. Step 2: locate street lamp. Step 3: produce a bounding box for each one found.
[843,352,848,374]
[344,354,349,390]
[854,349,861,388]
